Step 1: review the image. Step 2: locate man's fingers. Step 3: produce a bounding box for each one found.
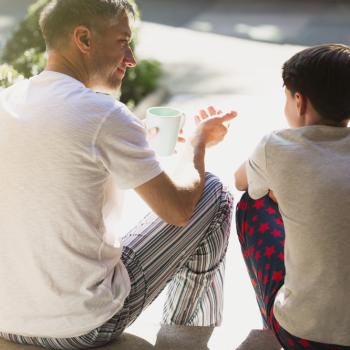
[219,111,238,122]
[199,109,208,119]
[147,127,159,138]
[208,106,216,116]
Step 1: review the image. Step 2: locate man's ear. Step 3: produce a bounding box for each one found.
[295,92,307,117]
[73,26,92,54]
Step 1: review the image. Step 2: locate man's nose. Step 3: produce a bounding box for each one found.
[125,47,136,68]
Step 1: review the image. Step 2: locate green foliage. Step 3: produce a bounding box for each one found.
[121,59,162,107]
[1,0,47,75]
[0,0,161,106]
[0,64,24,88]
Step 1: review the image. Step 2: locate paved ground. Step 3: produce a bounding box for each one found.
[0,1,350,349]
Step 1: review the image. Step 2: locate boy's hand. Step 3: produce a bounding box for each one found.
[269,190,278,203]
[192,106,237,148]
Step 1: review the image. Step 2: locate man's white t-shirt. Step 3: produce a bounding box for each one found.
[0,71,162,338]
[246,126,350,346]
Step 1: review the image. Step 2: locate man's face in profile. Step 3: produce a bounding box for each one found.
[89,11,136,93]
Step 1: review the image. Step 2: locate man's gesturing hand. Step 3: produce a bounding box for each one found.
[192,106,237,148]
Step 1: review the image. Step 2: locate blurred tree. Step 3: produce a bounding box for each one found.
[0,64,23,88]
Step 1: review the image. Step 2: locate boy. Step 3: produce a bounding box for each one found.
[235,44,350,349]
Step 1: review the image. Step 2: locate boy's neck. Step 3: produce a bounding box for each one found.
[304,118,349,128]
[301,110,349,128]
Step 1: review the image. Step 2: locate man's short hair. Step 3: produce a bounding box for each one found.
[39,0,135,49]
[282,44,350,122]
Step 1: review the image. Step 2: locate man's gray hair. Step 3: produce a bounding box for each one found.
[39,0,135,49]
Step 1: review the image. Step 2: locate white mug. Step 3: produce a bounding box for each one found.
[146,106,185,157]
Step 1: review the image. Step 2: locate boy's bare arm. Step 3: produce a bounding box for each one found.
[234,162,248,191]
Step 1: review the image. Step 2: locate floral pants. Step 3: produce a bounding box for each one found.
[236,192,350,350]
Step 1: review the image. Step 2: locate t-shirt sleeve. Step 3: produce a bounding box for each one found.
[95,104,162,189]
[246,135,270,199]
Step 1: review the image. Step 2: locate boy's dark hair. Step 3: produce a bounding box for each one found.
[282,44,350,122]
[39,0,135,49]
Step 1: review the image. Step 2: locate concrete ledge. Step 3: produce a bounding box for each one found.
[235,329,282,350]
[0,326,214,350]
[0,333,152,350]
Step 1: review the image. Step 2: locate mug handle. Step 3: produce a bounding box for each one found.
[179,113,186,130]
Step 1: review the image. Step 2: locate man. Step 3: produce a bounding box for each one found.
[0,1,236,349]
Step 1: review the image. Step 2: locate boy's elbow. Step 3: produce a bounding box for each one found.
[234,174,248,192]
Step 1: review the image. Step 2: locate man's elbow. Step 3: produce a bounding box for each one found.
[161,204,194,227]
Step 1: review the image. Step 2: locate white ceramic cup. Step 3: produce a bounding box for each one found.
[146,106,185,156]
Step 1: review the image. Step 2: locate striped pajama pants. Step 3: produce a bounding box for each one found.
[1,173,233,349]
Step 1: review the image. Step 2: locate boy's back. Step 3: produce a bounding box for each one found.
[247,124,350,344]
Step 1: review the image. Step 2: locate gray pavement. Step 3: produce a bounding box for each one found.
[136,0,350,46]
[0,1,349,349]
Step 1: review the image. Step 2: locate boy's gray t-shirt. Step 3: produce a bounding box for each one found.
[246,126,350,346]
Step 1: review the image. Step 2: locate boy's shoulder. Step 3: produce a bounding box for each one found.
[262,126,350,153]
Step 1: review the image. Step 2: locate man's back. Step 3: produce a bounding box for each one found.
[0,70,156,337]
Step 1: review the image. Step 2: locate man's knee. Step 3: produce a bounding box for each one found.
[196,173,233,258]
[203,172,233,220]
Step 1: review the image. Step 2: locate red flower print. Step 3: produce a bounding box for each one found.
[254,199,265,209]
[258,270,263,281]
[299,339,311,347]
[264,246,275,257]
[271,229,282,237]
[272,271,283,282]
[258,223,269,233]
[266,207,276,215]
[238,201,248,210]
[275,218,283,225]
[288,338,295,346]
